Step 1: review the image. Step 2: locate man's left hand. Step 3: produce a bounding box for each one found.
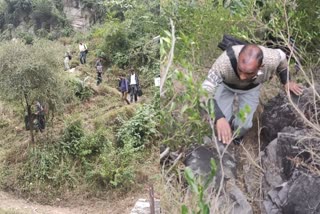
[284,81,303,96]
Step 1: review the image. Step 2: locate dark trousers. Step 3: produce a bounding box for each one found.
[80,51,86,64]
[130,84,138,102]
[97,72,102,85]
[122,91,130,104]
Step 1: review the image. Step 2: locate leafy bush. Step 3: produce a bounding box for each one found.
[61,120,84,156]
[116,104,158,149]
[77,130,107,158]
[22,33,34,44]
[68,78,93,101]
[90,142,137,189]
[113,52,129,68]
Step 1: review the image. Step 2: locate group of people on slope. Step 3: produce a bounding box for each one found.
[63,41,141,105]
[118,68,141,104]
[64,42,88,71]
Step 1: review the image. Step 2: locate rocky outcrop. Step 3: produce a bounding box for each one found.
[184,140,253,214]
[62,0,93,32]
[261,87,320,214]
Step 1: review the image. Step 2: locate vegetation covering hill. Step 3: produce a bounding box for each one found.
[0,0,161,208]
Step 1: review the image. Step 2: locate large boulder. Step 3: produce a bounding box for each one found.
[260,86,320,149]
[261,127,320,214]
[264,169,320,214]
[184,138,252,214]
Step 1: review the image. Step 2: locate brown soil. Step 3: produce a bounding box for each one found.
[0,190,148,214]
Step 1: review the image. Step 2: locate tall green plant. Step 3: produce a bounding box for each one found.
[0,39,67,142]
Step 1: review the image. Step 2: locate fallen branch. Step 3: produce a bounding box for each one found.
[160,147,170,161]
[166,152,183,175]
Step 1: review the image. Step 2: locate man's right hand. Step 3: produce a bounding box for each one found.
[216,117,232,144]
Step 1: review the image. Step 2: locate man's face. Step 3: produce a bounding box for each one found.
[237,54,261,81]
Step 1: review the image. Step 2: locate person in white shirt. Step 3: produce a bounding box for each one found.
[79,42,87,64]
[128,68,139,103]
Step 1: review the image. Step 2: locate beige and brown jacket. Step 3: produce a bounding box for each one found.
[202,45,289,96]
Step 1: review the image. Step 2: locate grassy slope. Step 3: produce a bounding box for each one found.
[0,61,160,206]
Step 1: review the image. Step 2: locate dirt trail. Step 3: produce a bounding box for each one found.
[0,190,144,214]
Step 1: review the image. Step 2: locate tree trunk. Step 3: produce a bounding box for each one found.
[27,104,35,143]
[24,93,34,143]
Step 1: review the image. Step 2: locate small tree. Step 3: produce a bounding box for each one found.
[0,39,66,143]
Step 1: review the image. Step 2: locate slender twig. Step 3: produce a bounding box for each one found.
[166,153,183,175]
[160,147,170,161]
[160,19,176,97]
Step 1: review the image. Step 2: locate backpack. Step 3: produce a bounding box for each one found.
[218,34,248,51]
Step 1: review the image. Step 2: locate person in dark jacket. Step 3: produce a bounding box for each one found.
[119,74,130,104]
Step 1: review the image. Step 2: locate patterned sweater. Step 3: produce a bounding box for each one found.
[202,45,289,95]
[202,45,289,121]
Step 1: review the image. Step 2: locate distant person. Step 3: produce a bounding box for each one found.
[128,68,139,103]
[95,58,103,85]
[64,51,71,71]
[79,42,88,64]
[34,101,45,132]
[119,74,130,104]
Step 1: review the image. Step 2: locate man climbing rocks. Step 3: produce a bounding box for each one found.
[201,44,303,145]
[128,68,139,103]
[79,42,88,64]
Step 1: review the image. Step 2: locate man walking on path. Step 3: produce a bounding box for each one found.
[79,42,88,64]
[201,44,303,145]
[128,68,139,103]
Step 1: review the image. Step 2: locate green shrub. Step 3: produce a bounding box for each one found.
[116,104,158,149]
[18,32,34,44]
[78,130,108,158]
[61,119,84,156]
[68,78,93,101]
[90,142,137,189]
[0,118,9,128]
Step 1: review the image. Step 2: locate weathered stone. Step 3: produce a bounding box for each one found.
[228,184,253,214]
[184,144,236,183]
[261,86,320,149]
[130,198,161,214]
[264,170,320,214]
[184,145,216,178]
[260,92,301,148]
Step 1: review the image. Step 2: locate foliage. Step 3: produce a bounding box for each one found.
[0,0,72,40]
[60,119,85,156]
[68,77,93,101]
[116,103,158,149]
[0,39,70,142]
[160,69,211,149]
[18,32,34,44]
[162,0,240,66]
[91,142,137,189]
[16,114,148,192]
[0,39,66,111]
[181,159,216,214]
[93,0,161,84]
[80,0,107,23]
